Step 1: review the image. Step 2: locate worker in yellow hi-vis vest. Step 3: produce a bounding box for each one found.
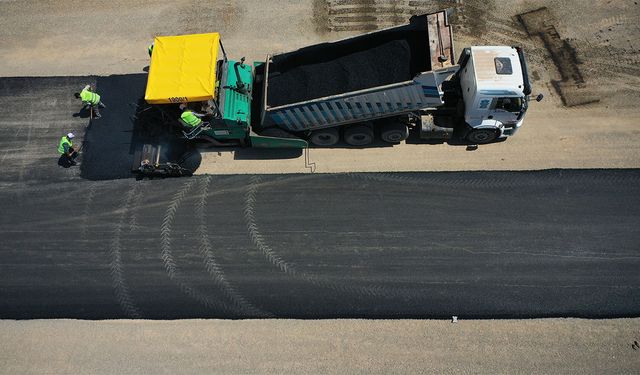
[179,103,208,129]
[74,84,106,119]
[57,132,78,167]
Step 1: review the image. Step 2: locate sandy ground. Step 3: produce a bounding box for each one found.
[196,105,640,174]
[1,0,639,373]
[0,0,323,77]
[1,319,639,374]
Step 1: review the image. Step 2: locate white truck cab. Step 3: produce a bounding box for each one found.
[458,46,531,143]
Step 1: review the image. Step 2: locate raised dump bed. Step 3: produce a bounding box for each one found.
[255,12,454,132]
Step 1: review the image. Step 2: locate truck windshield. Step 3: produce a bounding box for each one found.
[494,97,523,112]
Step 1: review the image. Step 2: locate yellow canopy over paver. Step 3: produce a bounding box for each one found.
[145,33,220,104]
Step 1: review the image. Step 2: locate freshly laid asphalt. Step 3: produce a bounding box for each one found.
[1,76,639,320]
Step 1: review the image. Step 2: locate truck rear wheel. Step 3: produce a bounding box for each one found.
[309,128,339,147]
[344,124,374,146]
[466,128,498,144]
[380,122,409,143]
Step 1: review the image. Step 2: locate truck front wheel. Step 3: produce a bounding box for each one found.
[380,122,409,143]
[309,128,340,147]
[466,128,498,144]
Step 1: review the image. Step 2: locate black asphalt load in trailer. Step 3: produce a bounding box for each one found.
[263,15,432,108]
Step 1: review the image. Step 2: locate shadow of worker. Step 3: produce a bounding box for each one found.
[72,106,92,119]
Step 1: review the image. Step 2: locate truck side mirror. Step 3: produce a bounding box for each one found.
[535,94,544,102]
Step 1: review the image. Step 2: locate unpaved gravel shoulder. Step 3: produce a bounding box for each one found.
[0,0,321,77]
[1,319,638,374]
[195,104,640,174]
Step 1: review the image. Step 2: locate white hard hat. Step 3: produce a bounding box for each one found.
[67,132,75,139]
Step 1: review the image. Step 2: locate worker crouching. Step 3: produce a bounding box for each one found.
[74,85,106,119]
[58,132,78,167]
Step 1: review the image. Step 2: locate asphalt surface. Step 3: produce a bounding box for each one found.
[0,170,639,319]
[0,75,197,182]
[1,76,640,320]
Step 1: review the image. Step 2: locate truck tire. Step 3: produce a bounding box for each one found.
[309,128,339,147]
[344,124,374,146]
[380,122,409,143]
[466,128,498,144]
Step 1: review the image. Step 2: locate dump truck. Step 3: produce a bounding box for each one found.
[134,11,536,174]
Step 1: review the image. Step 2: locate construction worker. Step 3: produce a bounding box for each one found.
[179,104,210,139]
[57,132,78,166]
[148,42,154,57]
[74,84,106,119]
[179,104,207,129]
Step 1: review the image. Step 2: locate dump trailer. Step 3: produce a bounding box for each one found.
[136,10,534,175]
[254,11,535,146]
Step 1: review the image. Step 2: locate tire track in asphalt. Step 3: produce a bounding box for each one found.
[245,173,639,297]
[127,182,143,232]
[160,178,239,315]
[109,181,142,318]
[195,175,273,317]
[244,175,464,301]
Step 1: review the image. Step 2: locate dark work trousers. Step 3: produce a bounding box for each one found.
[59,148,79,168]
[85,102,106,118]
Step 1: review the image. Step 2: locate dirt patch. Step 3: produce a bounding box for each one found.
[153,0,246,37]
[518,7,599,107]
[312,0,332,34]
[315,0,452,32]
